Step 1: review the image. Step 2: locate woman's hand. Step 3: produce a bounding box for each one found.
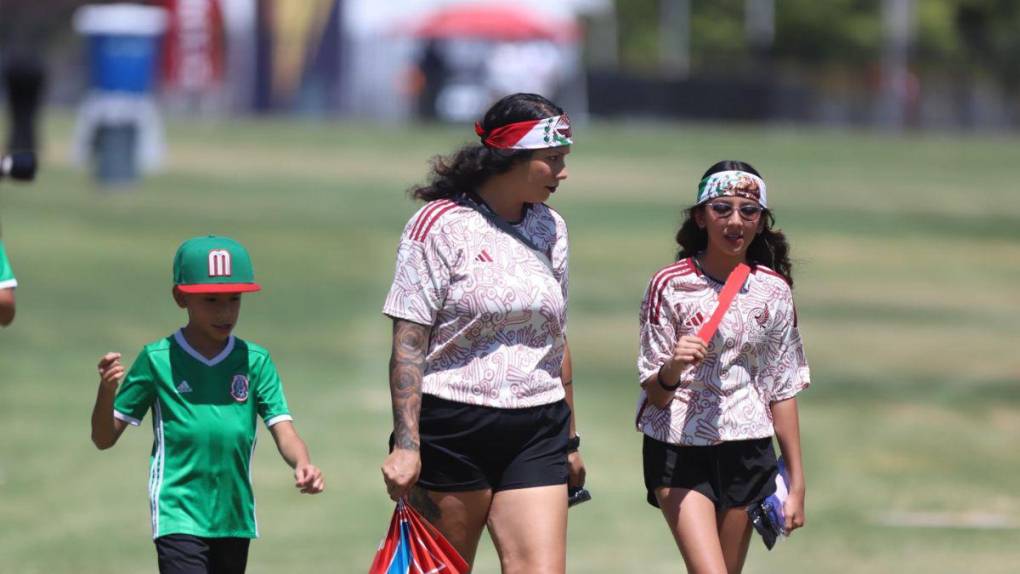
[381,448,421,501]
[567,451,586,488]
[783,489,806,534]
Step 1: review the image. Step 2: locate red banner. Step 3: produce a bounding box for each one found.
[160,0,225,92]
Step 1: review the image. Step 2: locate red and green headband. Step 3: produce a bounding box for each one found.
[475,115,573,149]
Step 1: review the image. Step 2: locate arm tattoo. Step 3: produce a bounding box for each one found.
[389,319,429,451]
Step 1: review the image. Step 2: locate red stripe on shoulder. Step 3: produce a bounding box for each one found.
[753,265,790,285]
[409,200,448,240]
[650,260,694,288]
[412,199,456,242]
[650,269,690,323]
[414,200,458,242]
[649,260,695,323]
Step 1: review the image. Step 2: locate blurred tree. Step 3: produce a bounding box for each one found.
[614,0,885,74]
[771,0,882,67]
[613,0,1020,82]
[952,0,1020,88]
[615,0,661,72]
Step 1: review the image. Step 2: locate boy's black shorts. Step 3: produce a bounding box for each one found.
[390,393,571,492]
[643,434,778,509]
[154,534,250,574]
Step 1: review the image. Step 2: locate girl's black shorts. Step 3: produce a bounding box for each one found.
[391,393,571,492]
[643,434,778,509]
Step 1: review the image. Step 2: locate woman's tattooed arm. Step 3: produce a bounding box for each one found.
[389,319,429,450]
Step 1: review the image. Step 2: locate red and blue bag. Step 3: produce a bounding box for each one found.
[368,499,469,574]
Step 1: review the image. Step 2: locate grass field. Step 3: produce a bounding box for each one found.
[1,114,1018,573]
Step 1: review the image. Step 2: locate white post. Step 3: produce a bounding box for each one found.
[744,0,774,48]
[879,0,915,129]
[660,0,690,78]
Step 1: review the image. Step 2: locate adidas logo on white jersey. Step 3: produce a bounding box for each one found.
[177,380,193,393]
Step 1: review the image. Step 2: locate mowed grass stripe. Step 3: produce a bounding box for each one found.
[1,115,1018,573]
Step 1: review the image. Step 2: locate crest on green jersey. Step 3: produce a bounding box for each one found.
[230,374,249,402]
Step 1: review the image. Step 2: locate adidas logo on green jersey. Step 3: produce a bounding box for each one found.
[176,380,193,394]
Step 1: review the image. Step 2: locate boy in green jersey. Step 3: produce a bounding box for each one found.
[0,239,16,326]
[90,235,324,574]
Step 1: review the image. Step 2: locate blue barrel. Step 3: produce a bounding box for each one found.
[75,4,167,94]
[87,34,160,94]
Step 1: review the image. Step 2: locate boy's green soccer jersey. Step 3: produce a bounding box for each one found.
[114,330,292,539]
[0,240,16,289]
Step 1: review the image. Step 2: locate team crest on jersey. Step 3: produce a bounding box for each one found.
[230,374,249,402]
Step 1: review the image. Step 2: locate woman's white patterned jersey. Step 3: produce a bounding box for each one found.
[636,258,810,446]
[383,198,568,409]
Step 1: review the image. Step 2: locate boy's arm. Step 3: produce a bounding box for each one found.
[269,421,324,494]
[91,352,129,449]
[0,288,14,326]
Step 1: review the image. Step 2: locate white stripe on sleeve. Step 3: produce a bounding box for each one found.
[264,414,294,428]
[114,410,142,426]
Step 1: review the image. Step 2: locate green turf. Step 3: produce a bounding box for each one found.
[0,114,1018,573]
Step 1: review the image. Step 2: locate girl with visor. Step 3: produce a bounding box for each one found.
[380,93,585,573]
[636,160,810,573]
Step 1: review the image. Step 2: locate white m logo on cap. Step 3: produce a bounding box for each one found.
[208,250,232,277]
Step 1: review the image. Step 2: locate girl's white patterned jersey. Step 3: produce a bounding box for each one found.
[636,258,810,446]
[383,198,568,409]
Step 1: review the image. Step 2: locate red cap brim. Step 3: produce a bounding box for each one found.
[176,283,261,294]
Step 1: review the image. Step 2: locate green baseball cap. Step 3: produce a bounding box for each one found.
[172,235,261,294]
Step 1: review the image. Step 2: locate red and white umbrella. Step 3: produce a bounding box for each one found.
[402,3,579,43]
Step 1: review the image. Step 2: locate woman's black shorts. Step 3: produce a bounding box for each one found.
[391,393,571,492]
[643,434,778,509]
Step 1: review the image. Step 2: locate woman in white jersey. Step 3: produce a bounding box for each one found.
[380,93,585,573]
[637,160,810,573]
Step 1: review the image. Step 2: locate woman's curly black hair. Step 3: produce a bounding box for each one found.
[410,93,564,202]
[675,160,794,287]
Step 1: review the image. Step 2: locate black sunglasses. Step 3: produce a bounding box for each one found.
[706,202,764,221]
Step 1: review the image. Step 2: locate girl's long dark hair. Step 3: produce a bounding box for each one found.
[410,93,564,202]
[676,160,795,287]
